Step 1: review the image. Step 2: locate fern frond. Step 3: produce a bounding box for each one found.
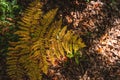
[7,45,24,80]
[58,26,67,39]
[7,1,85,80]
[40,8,58,26]
[7,1,43,80]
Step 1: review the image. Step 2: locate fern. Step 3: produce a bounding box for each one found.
[7,1,43,80]
[47,25,86,63]
[7,0,86,80]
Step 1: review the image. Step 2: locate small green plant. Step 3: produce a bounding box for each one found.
[0,0,20,21]
[0,0,20,56]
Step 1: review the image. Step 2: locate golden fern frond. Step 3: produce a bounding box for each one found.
[58,26,67,39]
[57,40,65,57]
[44,20,63,65]
[72,35,86,53]
[39,9,58,39]
[40,8,58,26]
[45,24,56,39]
[49,25,86,61]
[61,29,73,54]
[7,0,85,80]
[51,20,62,38]
[7,44,24,80]
[30,8,59,73]
[19,55,42,80]
[7,1,44,80]
[31,38,49,74]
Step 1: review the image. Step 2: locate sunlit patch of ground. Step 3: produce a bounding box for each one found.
[89,19,120,65]
[84,19,120,80]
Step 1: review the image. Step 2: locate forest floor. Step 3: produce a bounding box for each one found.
[0,1,120,80]
[43,1,120,80]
